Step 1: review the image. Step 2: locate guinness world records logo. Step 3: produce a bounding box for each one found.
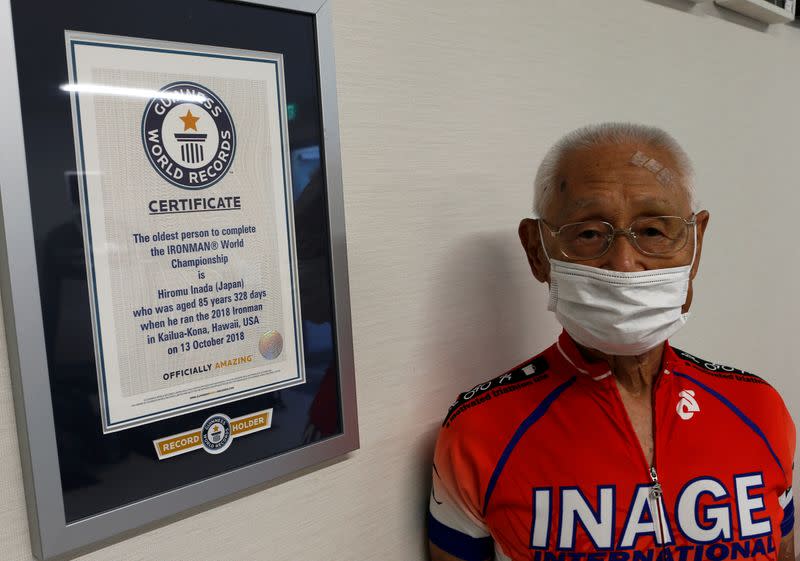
[201,413,232,454]
[142,81,236,189]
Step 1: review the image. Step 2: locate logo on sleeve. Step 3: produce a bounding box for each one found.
[676,389,700,420]
[142,82,236,189]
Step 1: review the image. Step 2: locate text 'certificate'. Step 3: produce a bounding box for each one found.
[65,32,305,433]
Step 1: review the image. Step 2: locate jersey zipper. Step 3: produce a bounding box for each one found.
[649,371,671,560]
[649,466,670,554]
[609,366,671,557]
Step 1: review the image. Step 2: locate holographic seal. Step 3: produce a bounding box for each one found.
[258,330,283,360]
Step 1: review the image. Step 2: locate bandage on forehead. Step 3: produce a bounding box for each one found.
[656,168,675,185]
[629,150,676,186]
[644,159,663,173]
[629,151,649,166]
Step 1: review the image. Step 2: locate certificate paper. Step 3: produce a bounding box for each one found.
[65,32,304,432]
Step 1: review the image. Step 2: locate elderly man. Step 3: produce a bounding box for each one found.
[428,123,795,561]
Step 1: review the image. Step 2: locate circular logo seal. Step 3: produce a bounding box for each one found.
[258,330,283,360]
[142,82,236,189]
[200,413,232,454]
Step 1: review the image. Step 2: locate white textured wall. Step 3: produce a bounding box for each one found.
[2,0,800,559]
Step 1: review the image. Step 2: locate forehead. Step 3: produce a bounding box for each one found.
[550,143,691,219]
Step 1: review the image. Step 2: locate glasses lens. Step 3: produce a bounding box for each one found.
[558,221,613,259]
[630,216,689,255]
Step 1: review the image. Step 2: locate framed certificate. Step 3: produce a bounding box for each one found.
[66,33,306,433]
[0,1,357,559]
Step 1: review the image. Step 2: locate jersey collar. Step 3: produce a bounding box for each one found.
[555,329,678,382]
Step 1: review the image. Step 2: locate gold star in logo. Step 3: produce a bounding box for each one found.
[179,109,200,131]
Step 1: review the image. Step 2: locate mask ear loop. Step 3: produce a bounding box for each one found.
[688,219,698,269]
[537,219,553,263]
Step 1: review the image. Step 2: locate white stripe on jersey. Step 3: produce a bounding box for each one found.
[556,341,588,375]
[494,544,512,561]
[779,486,793,509]
[556,341,611,380]
[430,471,490,538]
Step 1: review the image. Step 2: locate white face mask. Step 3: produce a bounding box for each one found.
[540,222,696,356]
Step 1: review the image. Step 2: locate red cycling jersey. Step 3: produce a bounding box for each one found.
[429,330,795,561]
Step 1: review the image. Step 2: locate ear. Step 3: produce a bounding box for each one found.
[518,218,550,283]
[689,210,710,281]
[682,210,710,314]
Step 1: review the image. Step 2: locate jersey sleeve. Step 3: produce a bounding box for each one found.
[779,401,796,537]
[428,423,494,561]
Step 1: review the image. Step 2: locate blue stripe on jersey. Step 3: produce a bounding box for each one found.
[673,371,784,474]
[481,376,577,516]
[428,511,494,561]
[781,497,794,537]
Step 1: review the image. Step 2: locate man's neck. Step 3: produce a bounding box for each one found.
[574,342,665,397]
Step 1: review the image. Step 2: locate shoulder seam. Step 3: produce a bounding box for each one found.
[442,354,551,427]
[671,347,767,384]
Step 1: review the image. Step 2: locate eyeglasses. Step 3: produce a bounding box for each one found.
[539,215,697,261]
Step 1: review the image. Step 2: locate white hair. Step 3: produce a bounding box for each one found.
[532,122,696,217]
